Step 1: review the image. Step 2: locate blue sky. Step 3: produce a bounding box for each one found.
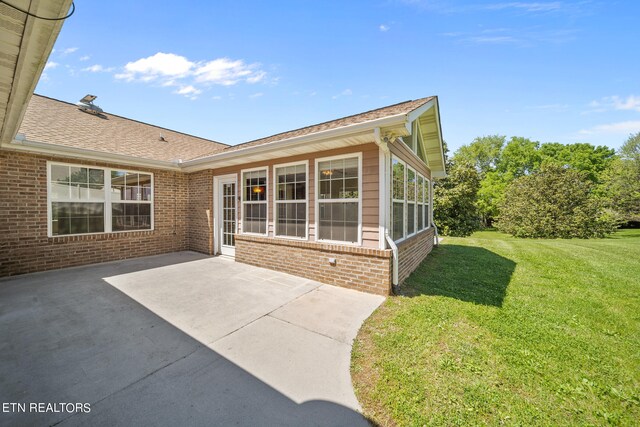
[37,0,640,152]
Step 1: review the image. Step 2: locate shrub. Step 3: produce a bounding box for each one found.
[495,165,617,238]
[434,163,481,237]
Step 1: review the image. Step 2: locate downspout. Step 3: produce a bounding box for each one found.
[431,179,439,247]
[374,128,399,292]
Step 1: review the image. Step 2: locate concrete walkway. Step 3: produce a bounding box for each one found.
[0,252,384,426]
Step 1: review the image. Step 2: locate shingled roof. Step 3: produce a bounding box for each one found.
[17,95,228,162]
[16,94,436,163]
[189,96,435,160]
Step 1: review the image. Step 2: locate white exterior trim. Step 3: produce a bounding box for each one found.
[240,166,269,236]
[214,173,238,256]
[314,152,363,246]
[46,160,155,238]
[272,160,309,241]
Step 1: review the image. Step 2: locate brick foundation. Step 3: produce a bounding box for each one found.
[397,228,435,284]
[235,234,393,295]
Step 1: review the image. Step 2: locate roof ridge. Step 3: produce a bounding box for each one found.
[31,93,229,147]
[226,97,433,150]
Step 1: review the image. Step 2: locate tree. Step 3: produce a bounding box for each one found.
[453,135,505,175]
[539,142,615,183]
[434,161,481,237]
[495,164,616,238]
[600,132,640,223]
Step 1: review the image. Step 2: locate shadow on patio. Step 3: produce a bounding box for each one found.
[0,252,372,426]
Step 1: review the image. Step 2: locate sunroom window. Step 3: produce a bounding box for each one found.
[392,158,405,241]
[242,169,268,235]
[417,174,424,230]
[275,163,307,238]
[407,167,416,236]
[317,156,360,243]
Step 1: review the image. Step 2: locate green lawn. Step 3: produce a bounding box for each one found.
[352,229,640,426]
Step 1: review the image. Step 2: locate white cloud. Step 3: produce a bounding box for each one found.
[332,89,353,100]
[79,55,90,61]
[579,121,640,136]
[62,47,78,55]
[82,64,114,73]
[585,95,640,114]
[194,58,264,86]
[116,52,195,82]
[114,52,269,99]
[249,92,264,98]
[379,24,390,32]
[485,2,562,13]
[174,85,202,99]
[44,61,58,70]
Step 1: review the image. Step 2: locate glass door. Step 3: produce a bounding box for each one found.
[219,178,236,256]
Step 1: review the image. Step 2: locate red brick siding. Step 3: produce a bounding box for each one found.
[186,170,214,254]
[235,234,392,295]
[397,228,434,284]
[0,150,188,276]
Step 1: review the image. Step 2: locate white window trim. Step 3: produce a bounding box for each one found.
[47,161,154,237]
[273,160,309,240]
[240,166,269,237]
[314,152,363,246]
[391,156,407,243]
[407,166,417,237]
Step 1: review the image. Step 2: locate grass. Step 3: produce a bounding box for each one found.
[352,229,640,426]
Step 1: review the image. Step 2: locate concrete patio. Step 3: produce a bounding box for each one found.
[0,252,384,426]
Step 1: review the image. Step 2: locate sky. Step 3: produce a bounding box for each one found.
[36,0,640,153]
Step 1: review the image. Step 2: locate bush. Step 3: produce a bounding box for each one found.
[434,163,481,237]
[495,165,617,238]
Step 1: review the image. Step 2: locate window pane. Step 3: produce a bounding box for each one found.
[51,165,70,183]
[244,170,267,202]
[69,167,87,184]
[392,159,404,200]
[418,203,424,230]
[112,203,151,231]
[51,202,104,236]
[424,204,429,228]
[417,175,424,203]
[243,202,267,234]
[318,201,358,243]
[408,203,415,235]
[407,169,416,202]
[393,202,404,241]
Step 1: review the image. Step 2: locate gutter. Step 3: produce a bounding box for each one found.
[182,113,409,171]
[7,136,182,171]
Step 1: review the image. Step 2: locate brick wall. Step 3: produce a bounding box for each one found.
[186,170,214,254]
[235,234,392,295]
[0,150,188,276]
[397,228,434,284]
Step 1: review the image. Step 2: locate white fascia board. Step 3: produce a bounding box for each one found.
[6,138,181,171]
[405,98,435,133]
[181,113,408,172]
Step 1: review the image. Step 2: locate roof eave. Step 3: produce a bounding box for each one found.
[4,136,182,171]
[181,112,409,172]
[0,0,73,144]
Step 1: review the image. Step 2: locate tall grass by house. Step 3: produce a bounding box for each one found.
[352,230,640,426]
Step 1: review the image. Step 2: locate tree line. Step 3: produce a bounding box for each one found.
[434,132,640,238]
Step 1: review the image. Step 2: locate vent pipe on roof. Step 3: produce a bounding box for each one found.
[76,94,103,116]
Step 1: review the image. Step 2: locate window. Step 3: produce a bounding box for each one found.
[317,155,360,243]
[407,167,416,236]
[424,177,431,229]
[417,174,424,231]
[111,171,152,231]
[391,157,405,241]
[242,168,267,235]
[274,162,307,239]
[48,162,153,236]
